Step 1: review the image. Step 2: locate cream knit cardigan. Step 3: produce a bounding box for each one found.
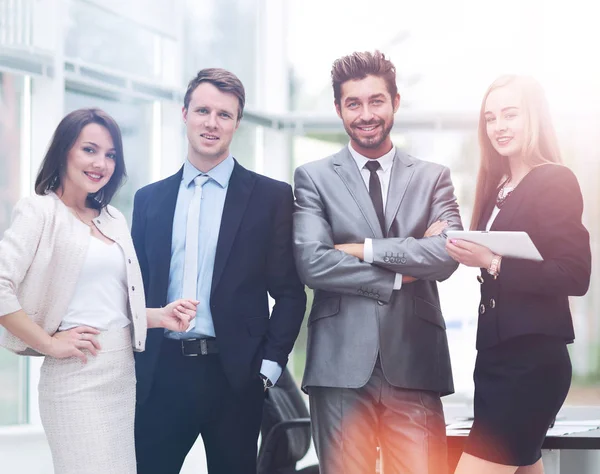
[0,192,147,355]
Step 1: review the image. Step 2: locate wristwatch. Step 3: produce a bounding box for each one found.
[487,254,502,279]
[260,374,273,390]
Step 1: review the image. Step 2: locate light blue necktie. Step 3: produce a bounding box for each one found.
[182,175,209,332]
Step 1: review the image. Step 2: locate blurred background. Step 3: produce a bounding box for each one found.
[1,0,599,471]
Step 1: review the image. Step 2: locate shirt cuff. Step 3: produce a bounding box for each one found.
[364,238,374,263]
[260,359,283,386]
[393,273,403,290]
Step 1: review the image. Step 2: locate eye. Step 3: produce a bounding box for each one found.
[197,107,208,114]
[219,112,232,119]
[505,113,517,119]
[106,153,117,160]
[485,117,495,124]
[83,146,95,153]
[372,99,384,105]
[347,102,358,109]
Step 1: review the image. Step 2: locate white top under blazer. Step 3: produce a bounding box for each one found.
[0,192,147,355]
[59,237,131,331]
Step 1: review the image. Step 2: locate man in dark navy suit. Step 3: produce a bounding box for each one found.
[132,68,306,474]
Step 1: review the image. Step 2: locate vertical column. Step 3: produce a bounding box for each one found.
[26,0,66,426]
[255,0,292,183]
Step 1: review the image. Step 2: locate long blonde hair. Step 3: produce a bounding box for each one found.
[470,75,562,230]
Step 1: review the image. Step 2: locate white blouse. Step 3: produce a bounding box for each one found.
[486,206,501,231]
[59,236,130,331]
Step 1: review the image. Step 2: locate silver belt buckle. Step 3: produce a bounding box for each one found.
[200,339,208,355]
[182,338,199,357]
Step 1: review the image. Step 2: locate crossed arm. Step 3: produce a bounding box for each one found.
[293,165,463,300]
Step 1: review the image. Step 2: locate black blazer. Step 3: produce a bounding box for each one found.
[131,161,307,403]
[475,164,591,350]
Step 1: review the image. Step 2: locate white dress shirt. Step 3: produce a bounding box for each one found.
[347,143,403,290]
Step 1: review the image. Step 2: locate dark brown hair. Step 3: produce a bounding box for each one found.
[183,68,245,120]
[470,75,562,230]
[34,108,126,210]
[331,50,398,105]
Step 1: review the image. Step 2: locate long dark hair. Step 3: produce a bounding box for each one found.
[34,108,127,209]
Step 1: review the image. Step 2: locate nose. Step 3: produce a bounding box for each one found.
[495,118,508,133]
[92,154,109,169]
[205,111,218,129]
[359,105,375,122]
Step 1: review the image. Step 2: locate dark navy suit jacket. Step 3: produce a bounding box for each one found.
[475,164,591,350]
[131,160,306,403]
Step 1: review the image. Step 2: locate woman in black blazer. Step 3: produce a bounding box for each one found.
[447,75,591,474]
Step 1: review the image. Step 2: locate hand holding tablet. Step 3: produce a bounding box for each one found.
[446,231,543,261]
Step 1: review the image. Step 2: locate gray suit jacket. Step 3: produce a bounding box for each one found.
[293,147,463,395]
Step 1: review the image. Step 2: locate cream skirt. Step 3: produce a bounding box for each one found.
[39,327,136,474]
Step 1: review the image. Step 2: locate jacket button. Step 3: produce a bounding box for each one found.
[477,275,484,284]
[479,304,486,315]
[490,298,496,309]
[96,219,101,224]
[377,300,384,306]
[128,258,132,264]
[131,286,135,291]
[137,341,141,347]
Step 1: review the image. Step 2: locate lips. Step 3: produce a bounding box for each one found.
[354,122,382,135]
[200,133,219,141]
[496,136,513,146]
[84,171,103,182]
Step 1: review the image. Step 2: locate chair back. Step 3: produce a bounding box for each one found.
[259,368,312,471]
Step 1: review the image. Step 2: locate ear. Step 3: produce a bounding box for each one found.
[392,93,401,113]
[335,101,343,119]
[182,106,188,123]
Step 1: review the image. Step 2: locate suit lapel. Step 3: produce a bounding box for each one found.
[384,150,415,235]
[489,169,537,231]
[149,168,182,297]
[211,160,255,296]
[333,149,384,238]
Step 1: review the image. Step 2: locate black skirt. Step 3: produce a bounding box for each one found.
[464,334,572,466]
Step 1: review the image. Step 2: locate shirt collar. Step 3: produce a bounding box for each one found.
[348,142,396,173]
[182,154,235,189]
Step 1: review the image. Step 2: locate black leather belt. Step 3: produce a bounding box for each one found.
[175,338,219,356]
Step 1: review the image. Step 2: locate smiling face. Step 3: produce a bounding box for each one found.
[484,84,526,159]
[61,123,116,199]
[182,81,240,169]
[335,74,400,159]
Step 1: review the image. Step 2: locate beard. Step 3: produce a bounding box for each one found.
[344,118,394,150]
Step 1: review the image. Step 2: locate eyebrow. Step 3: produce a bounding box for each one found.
[193,105,235,115]
[344,93,386,103]
[83,141,115,151]
[484,106,519,115]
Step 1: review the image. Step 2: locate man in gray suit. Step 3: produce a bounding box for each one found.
[293,50,463,474]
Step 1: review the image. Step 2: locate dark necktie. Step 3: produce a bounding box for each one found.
[364,160,385,234]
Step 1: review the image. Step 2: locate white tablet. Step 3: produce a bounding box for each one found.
[446,231,543,261]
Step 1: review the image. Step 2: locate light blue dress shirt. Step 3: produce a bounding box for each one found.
[165,156,281,384]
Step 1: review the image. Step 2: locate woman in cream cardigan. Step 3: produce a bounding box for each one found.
[0,108,198,474]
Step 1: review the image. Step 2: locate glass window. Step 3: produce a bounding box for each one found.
[183,0,259,104]
[65,1,159,80]
[0,72,28,426]
[64,91,153,222]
